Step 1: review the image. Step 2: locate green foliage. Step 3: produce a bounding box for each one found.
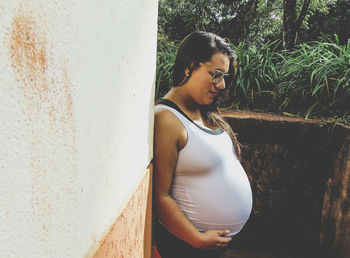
[155,35,178,98]
[158,0,336,46]
[275,35,350,120]
[228,40,281,110]
[247,0,282,44]
[156,0,350,124]
[156,35,350,124]
[299,0,350,44]
[158,0,278,45]
[157,0,217,40]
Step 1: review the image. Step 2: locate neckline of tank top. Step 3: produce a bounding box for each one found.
[157,99,224,135]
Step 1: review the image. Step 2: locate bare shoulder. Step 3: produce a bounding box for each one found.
[154,108,181,128]
[154,108,187,149]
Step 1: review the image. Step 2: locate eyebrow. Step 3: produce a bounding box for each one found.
[201,62,229,73]
[215,69,229,74]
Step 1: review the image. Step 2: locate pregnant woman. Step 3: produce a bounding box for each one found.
[153,31,252,258]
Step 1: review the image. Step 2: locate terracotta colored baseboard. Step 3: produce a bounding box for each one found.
[93,165,153,258]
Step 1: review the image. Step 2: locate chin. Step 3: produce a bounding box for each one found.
[195,96,215,106]
[202,99,214,106]
[207,96,217,103]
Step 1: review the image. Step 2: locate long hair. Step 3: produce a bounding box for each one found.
[172,31,241,159]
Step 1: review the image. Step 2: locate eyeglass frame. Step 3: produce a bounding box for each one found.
[199,62,230,84]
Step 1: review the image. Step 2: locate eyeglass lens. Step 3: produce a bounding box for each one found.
[212,70,229,83]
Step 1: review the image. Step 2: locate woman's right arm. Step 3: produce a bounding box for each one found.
[153,109,232,249]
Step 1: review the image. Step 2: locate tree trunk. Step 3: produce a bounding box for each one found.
[283,0,311,50]
[282,0,297,50]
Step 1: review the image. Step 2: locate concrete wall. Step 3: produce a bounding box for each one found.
[0,1,157,257]
[224,112,350,258]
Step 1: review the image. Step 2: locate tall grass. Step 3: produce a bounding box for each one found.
[275,35,350,121]
[228,40,281,110]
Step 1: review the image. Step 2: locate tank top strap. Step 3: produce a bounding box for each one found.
[155,99,224,135]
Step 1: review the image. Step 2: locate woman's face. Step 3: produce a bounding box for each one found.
[187,52,230,105]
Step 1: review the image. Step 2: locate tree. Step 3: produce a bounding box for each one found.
[158,0,268,45]
[158,0,340,47]
[282,0,311,49]
[300,0,350,44]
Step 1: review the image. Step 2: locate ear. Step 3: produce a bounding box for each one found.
[185,62,195,76]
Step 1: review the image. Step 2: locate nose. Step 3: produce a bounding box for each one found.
[214,78,226,90]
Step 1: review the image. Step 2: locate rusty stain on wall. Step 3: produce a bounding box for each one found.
[9,11,48,94]
[92,168,152,258]
[8,5,77,241]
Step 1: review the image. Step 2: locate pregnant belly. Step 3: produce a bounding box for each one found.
[171,167,253,236]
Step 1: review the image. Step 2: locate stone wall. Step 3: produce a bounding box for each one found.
[224,112,350,258]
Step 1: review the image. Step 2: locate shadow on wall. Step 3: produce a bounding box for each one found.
[224,112,350,258]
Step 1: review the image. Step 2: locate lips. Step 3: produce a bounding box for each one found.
[209,91,218,98]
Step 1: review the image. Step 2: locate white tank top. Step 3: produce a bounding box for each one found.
[155,100,252,236]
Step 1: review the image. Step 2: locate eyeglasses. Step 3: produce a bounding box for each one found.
[200,62,230,84]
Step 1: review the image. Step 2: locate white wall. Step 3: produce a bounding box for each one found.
[0,1,157,257]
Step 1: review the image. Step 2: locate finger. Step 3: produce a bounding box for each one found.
[218,230,230,236]
[216,242,228,248]
[218,236,232,243]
